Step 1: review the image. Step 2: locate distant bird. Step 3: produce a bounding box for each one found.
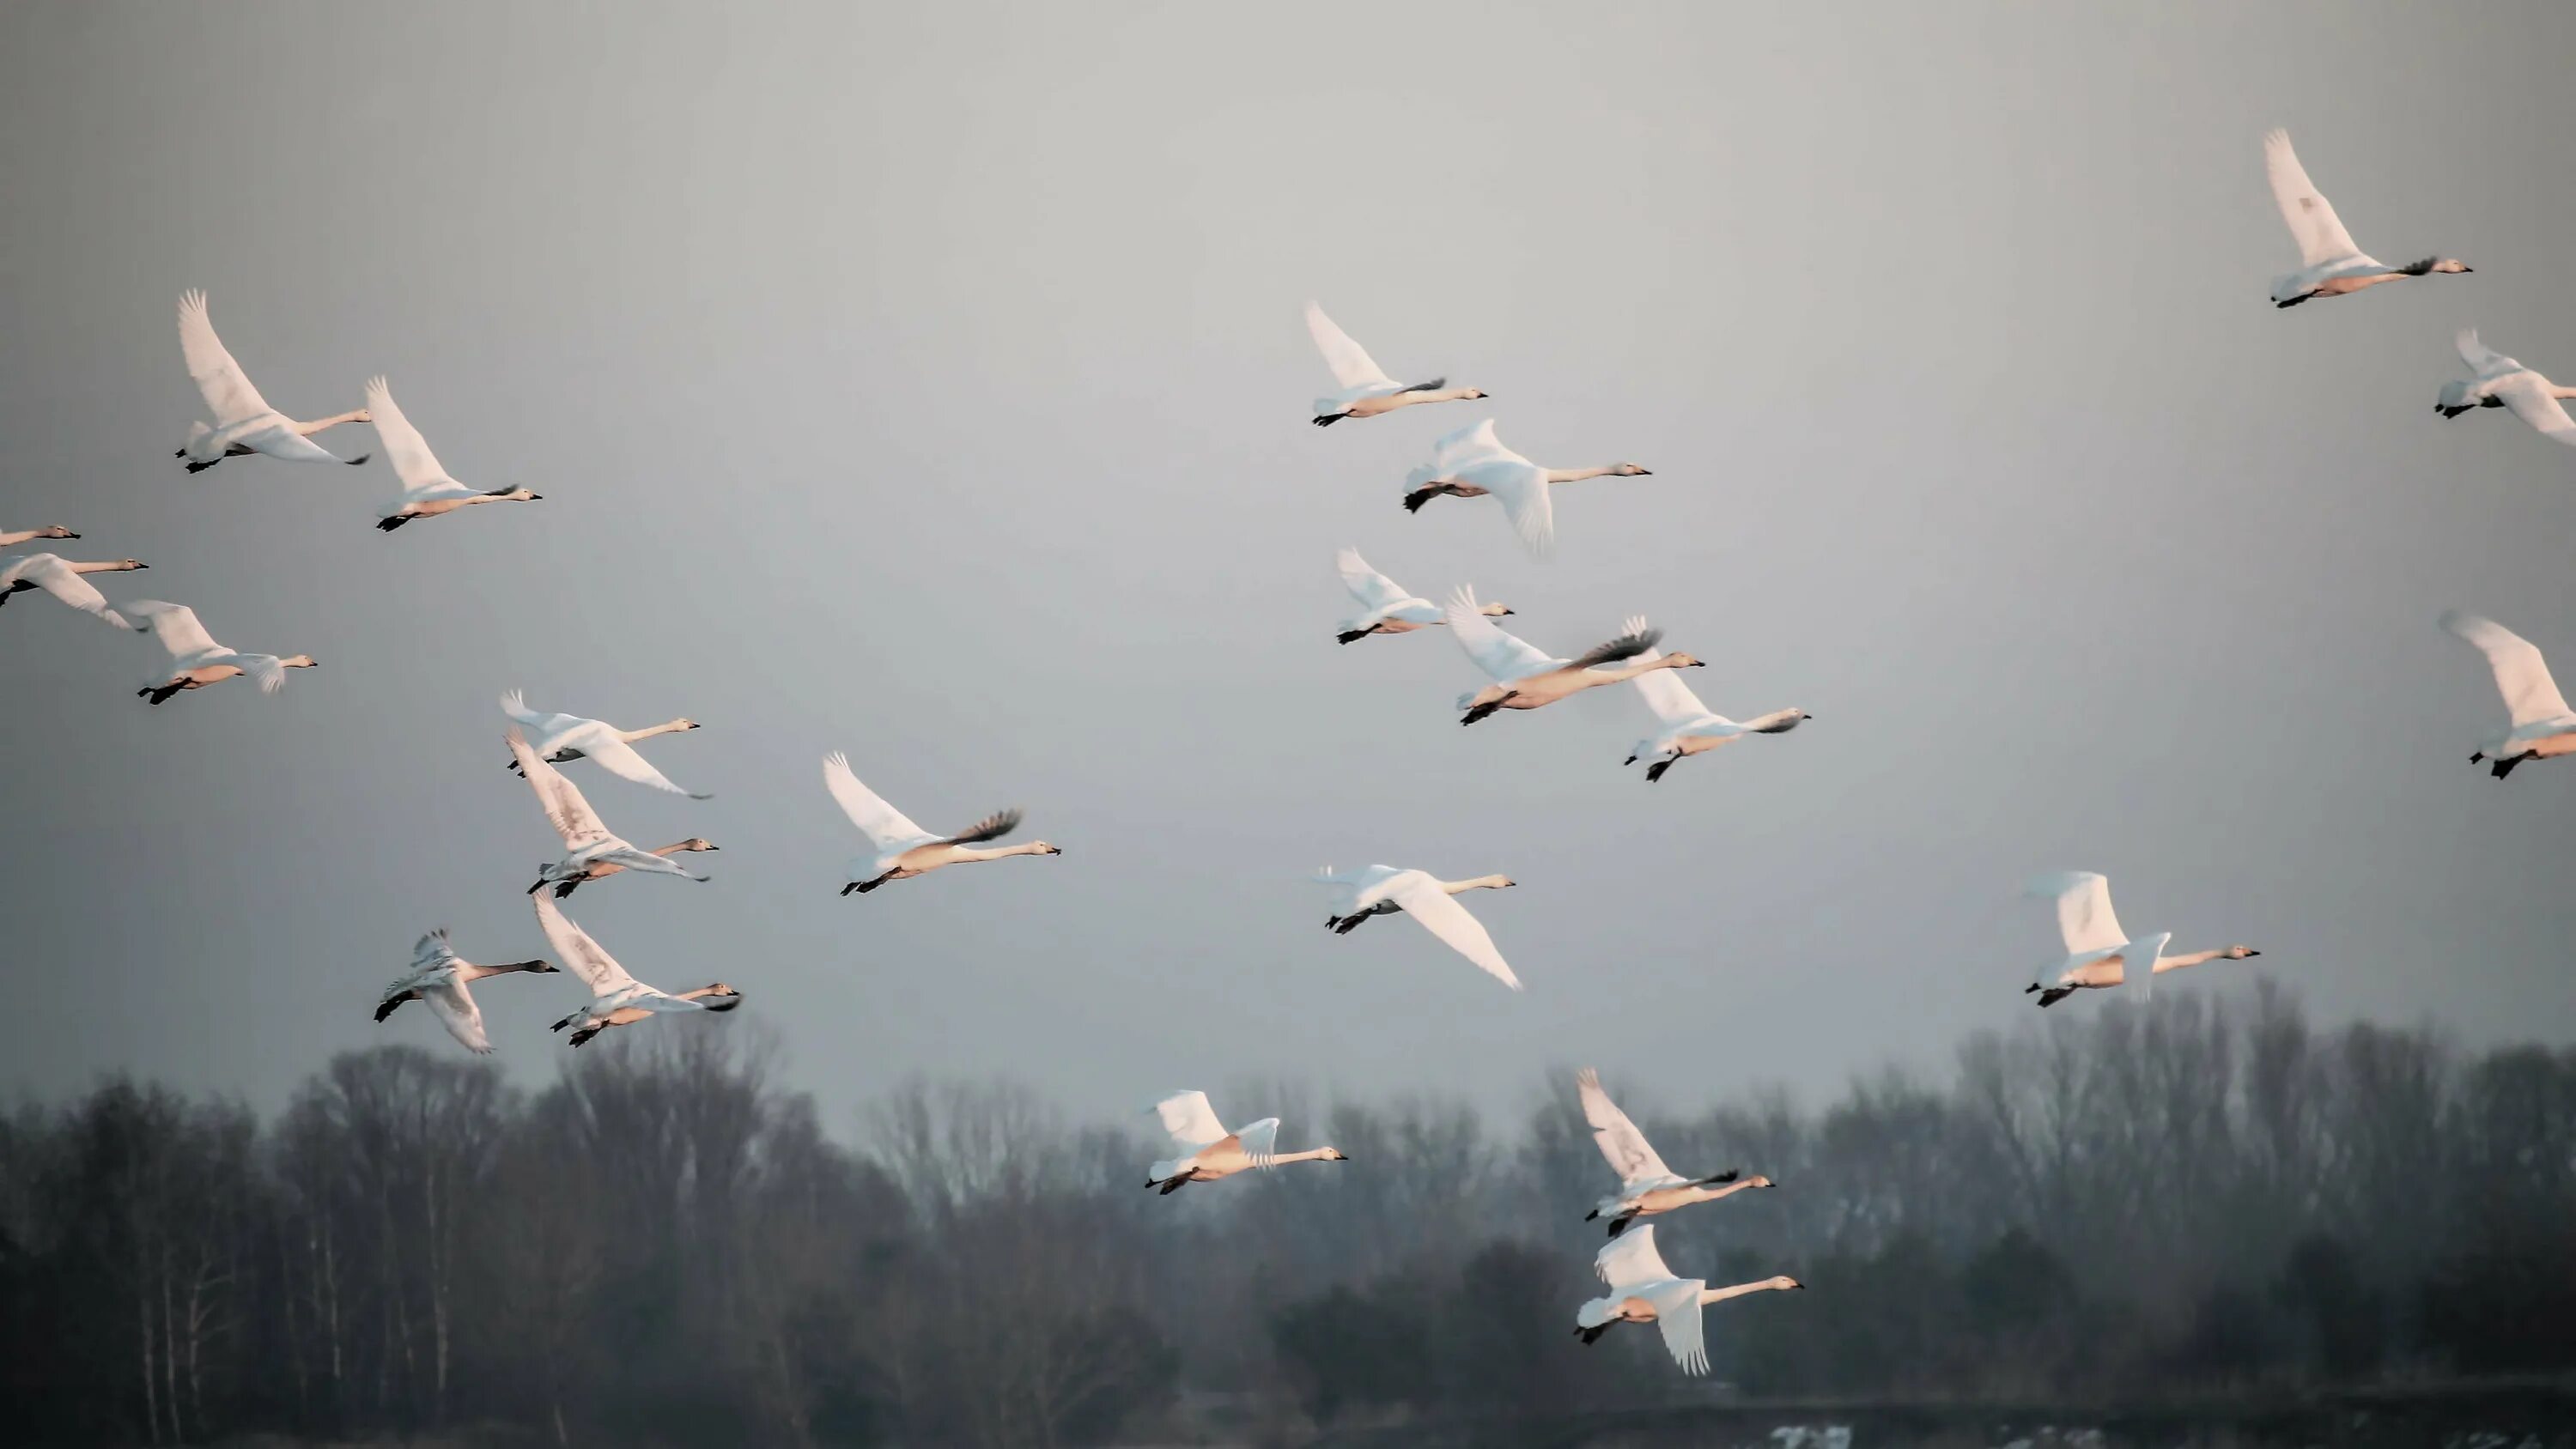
[1573,1225,1802,1373]
[1616,615,1807,782]
[1444,587,1699,725]
[374,928,557,1054]
[366,376,542,530]
[2439,609,2576,779]
[531,894,741,1047]
[550,839,720,900]
[823,752,1060,894]
[1401,419,1650,556]
[2263,130,2470,308]
[1304,301,1485,426]
[2437,330,2576,448]
[1576,1068,1772,1237]
[2021,871,2196,1006]
[501,691,708,797]
[1333,547,1510,645]
[125,601,318,704]
[0,555,146,629]
[0,525,79,548]
[508,727,714,894]
[1143,1089,1348,1194]
[1314,864,1521,991]
[173,290,370,472]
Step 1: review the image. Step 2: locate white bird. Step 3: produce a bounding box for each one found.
[366,376,542,530]
[823,752,1061,894]
[1142,1090,1349,1194]
[1573,1225,1802,1374]
[1333,547,1511,644]
[125,601,318,704]
[374,928,558,1054]
[2263,130,2470,308]
[1314,864,1521,991]
[2439,609,2576,779]
[1444,588,1700,725]
[0,525,80,548]
[548,839,720,900]
[2021,872,2202,1007]
[2437,330,2576,449]
[1304,302,1485,426]
[1576,1068,1772,1237]
[508,727,713,894]
[531,894,742,1047]
[501,691,708,798]
[0,555,147,629]
[1401,419,1651,556]
[173,290,371,472]
[1615,615,1807,782]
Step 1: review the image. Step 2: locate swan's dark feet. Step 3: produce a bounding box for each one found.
[1401,488,1435,513]
[2038,986,2077,1007]
[1333,915,1367,936]
[376,515,410,532]
[184,459,218,474]
[1644,759,1674,783]
[1606,1216,1633,1239]
[343,452,372,466]
[1576,1325,1607,1345]
[1311,414,1343,427]
[1337,630,1367,645]
[144,682,184,706]
[2491,755,2522,779]
[1461,700,1503,725]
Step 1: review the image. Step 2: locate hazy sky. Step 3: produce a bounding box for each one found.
[3,1,2571,1129]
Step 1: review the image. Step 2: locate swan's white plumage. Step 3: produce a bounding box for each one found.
[531,896,641,998]
[2028,870,2127,955]
[1317,864,1522,990]
[2441,610,2572,725]
[1304,301,1396,392]
[1336,548,1419,618]
[510,731,614,850]
[1577,1066,1680,1191]
[1443,587,1558,683]
[821,752,935,854]
[125,600,298,694]
[366,375,453,494]
[178,288,274,428]
[500,691,708,798]
[0,555,130,629]
[1152,1089,1230,1154]
[2264,129,2362,270]
[1621,615,1727,731]
[2451,330,2576,446]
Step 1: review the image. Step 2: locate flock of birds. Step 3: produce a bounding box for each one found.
[6,127,2570,1379]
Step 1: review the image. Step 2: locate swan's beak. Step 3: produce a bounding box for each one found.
[529,492,545,500]
[2244,949,2262,958]
[704,844,721,851]
[1622,755,1637,765]
[133,563,149,569]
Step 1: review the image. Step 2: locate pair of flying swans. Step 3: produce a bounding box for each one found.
[2439,330,2576,449]
[1315,864,1521,991]
[1577,1068,1772,1237]
[2022,872,2255,1006]
[375,928,557,1054]
[501,691,708,798]
[1303,302,1485,426]
[367,376,542,530]
[2263,130,2470,308]
[0,525,80,547]
[1575,1224,1802,1374]
[1618,615,1807,782]
[0,555,147,630]
[532,894,741,1047]
[1144,1089,1347,1194]
[1334,548,1510,644]
[1403,419,1650,556]
[1445,589,1700,725]
[822,753,1060,894]
[173,290,371,472]
[125,601,318,704]
[508,727,716,895]
[2439,610,2576,778]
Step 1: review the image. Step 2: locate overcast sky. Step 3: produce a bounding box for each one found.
[3,1,2571,1131]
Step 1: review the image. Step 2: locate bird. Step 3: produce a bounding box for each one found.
[2263,130,2470,308]
[0,555,147,629]
[531,894,742,1047]
[550,839,720,899]
[366,376,542,530]
[2020,872,2195,1006]
[1572,1225,1803,1373]
[1575,1068,1772,1237]
[1143,1089,1349,1194]
[823,752,1060,894]
[501,691,708,797]
[1400,418,1650,556]
[2439,609,2576,779]
[0,525,80,548]
[1333,547,1510,645]
[1303,301,1485,426]
[125,601,318,704]
[172,290,371,472]
[2437,330,2576,449]
[374,928,557,1054]
[1616,615,1807,782]
[1314,864,1521,991]
[507,726,714,894]
[1443,587,1700,725]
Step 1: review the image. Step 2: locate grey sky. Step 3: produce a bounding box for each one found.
[3,1,2571,1127]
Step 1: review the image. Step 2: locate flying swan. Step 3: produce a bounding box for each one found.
[532,894,741,1047]
[0,554,147,629]
[2439,609,2576,779]
[1304,302,1485,426]
[173,290,371,472]
[508,726,714,894]
[1445,587,1699,724]
[823,751,1060,894]
[1617,615,1807,781]
[0,525,80,548]
[125,600,318,704]
[367,376,542,530]
[2438,330,2576,449]
[1577,1068,1772,1237]
[1314,864,1521,990]
[1143,1089,1348,1194]
[2021,871,2213,1006]
[374,928,557,1054]
[1402,419,1649,556]
[501,690,708,798]
[1573,1224,1801,1374]
[1333,547,1510,644]
[2263,130,2470,308]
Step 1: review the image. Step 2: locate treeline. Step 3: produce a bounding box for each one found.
[3,985,2572,1446]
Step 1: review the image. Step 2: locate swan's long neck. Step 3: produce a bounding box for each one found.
[1699,1278,1795,1306]
[676,985,732,1002]
[1593,656,1692,683]
[621,719,693,742]
[1268,1148,1342,1166]
[2550,385,2576,400]
[1694,1179,1761,1204]
[648,840,700,858]
[295,409,370,435]
[1406,387,1482,406]
[2154,948,2226,973]
[1438,875,1512,894]
[953,841,1053,862]
[67,561,145,574]
[1544,464,1623,484]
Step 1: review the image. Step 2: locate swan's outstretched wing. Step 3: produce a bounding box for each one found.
[1336,548,1412,613]
[410,927,457,973]
[1304,301,1395,390]
[1151,1089,1229,1152]
[2456,329,2524,381]
[125,601,220,660]
[6,556,128,628]
[1225,1117,1283,1168]
[230,652,289,694]
[2441,610,2573,724]
[568,729,709,799]
[2123,931,2170,1004]
[1471,464,1558,557]
[2263,130,2361,267]
[509,728,611,847]
[821,753,933,851]
[2490,373,2576,448]
[363,376,452,494]
[1619,615,1721,726]
[420,983,493,1053]
[2027,871,2126,955]
[1576,1068,1676,1189]
[1567,626,1662,673]
[1406,418,1512,488]
[1645,1279,1711,1375]
[1383,870,1521,990]
[177,290,274,427]
[941,809,1021,846]
[531,894,639,997]
[1595,1223,1679,1288]
[1443,586,1556,682]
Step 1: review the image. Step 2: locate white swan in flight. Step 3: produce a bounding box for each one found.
[1143,1090,1348,1194]
[2440,609,2576,779]
[0,555,146,629]
[501,691,708,798]
[2021,871,2195,1006]
[0,525,80,548]
[508,727,713,894]
[173,291,370,472]
[1615,615,1807,782]
[366,377,542,530]
[2437,330,2576,449]
[125,601,318,704]
[1573,1225,1802,1373]
[532,894,741,1047]
[374,928,557,1054]
[1303,302,1485,426]
[1577,1069,1772,1237]
[1334,547,1510,644]
[1314,864,1521,990]
[1402,419,1650,556]
[823,752,1060,894]
[2263,130,2470,308]
[548,839,720,900]
[1445,588,1699,725]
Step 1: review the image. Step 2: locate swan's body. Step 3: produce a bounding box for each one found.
[2440,610,2576,779]
[1401,419,1649,556]
[173,291,371,471]
[0,526,79,548]
[0,555,146,629]
[1615,615,1807,781]
[2438,330,2576,448]
[367,376,542,530]
[1333,547,1509,643]
[1314,864,1520,990]
[507,727,713,894]
[1576,1068,1771,1236]
[125,601,317,704]
[1142,1089,1348,1193]
[823,752,1060,894]
[1303,302,1484,425]
[1444,588,1698,724]
[374,928,557,1054]
[2020,872,2196,1007]
[2263,130,2470,308]
[550,839,720,899]
[532,894,741,1047]
[501,691,707,797]
[1573,1226,1801,1373]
